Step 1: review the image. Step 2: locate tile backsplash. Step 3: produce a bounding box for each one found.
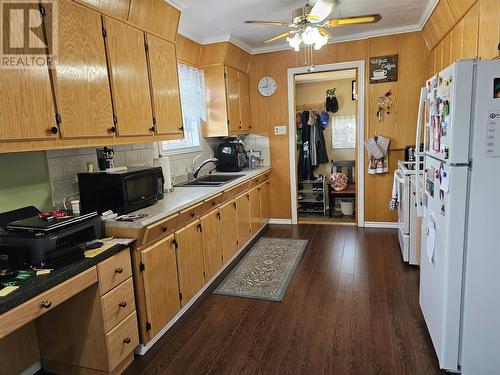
[46,135,270,209]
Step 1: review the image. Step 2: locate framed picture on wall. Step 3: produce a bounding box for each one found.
[352,80,357,100]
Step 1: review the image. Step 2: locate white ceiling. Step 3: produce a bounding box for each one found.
[170,0,437,54]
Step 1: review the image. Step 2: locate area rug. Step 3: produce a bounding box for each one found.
[214,237,308,301]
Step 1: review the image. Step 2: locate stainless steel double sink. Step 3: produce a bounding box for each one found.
[174,174,244,187]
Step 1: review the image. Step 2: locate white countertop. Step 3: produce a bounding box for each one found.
[104,167,271,229]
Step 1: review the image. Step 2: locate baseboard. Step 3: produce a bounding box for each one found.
[135,223,268,356]
[20,361,41,375]
[364,221,399,229]
[268,218,292,225]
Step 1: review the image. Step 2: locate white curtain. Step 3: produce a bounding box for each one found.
[332,115,356,149]
[178,63,207,128]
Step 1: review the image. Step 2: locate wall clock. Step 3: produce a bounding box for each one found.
[258,76,277,97]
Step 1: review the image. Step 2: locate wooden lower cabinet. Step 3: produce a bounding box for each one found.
[200,210,223,281]
[249,186,262,235]
[219,200,239,264]
[140,235,181,339]
[235,193,251,247]
[261,181,271,224]
[175,220,205,307]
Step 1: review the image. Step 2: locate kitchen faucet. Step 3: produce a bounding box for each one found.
[192,158,219,179]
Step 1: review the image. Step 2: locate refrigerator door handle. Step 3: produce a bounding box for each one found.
[415,87,427,217]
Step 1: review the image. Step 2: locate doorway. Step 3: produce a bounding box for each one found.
[287,61,365,226]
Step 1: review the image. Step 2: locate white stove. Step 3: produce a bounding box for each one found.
[395,160,421,265]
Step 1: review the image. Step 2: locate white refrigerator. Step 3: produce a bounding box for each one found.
[415,59,500,373]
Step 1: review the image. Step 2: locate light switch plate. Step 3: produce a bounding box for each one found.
[274,125,287,135]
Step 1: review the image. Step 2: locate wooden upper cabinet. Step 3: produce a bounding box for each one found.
[0,3,56,141]
[103,17,153,136]
[446,0,477,21]
[200,210,223,282]
[74,0,131,20]
[225,66,241,132]
[128,0,180,43]
[478,0,500,60]
[202,64,228,137]
[145,34,183,136]
[238,72,251,131]
[140,235,181,340]
[175,220,205,307]
[219,200,239,264]
[54,0,114,139]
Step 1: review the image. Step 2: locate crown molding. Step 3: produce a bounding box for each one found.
[163,0,187,11]
[177,30,254,54]
[418,0,439,29]
[251,24,421,54]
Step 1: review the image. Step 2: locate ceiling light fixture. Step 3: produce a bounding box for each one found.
[287,25,329,51]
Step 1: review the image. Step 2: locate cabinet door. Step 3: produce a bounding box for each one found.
[478,0,500,60]
[235,193,251,247]
[219,200,239,264]
[238,72,251,132]
[249,186,262,234]
[146,34,183,136]
[103,17,153,136]
[0,3,56,141]
[260,181,271,224]
[55,0,114,139]
[128,0,180,42]
[225,66,241,132]
[140,235,180,339]
[74,0,131,20]
[175,220,205,307]
[200,210,223,281]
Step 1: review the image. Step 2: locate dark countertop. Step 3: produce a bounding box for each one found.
[0,243,133,315]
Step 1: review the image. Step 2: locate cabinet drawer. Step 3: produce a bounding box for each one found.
[249,175,264,188]
[97,250,132,295]
[202,193,223,213]
[142,213,179,246]
[178,201,204,227]
[101,277,136,332]
[222,181,249,202]
[0,267,97,340]
[106,311,139,371]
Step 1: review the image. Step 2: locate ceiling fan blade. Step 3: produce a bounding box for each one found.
[264,31,292,43]
[308,0,339,23]
[245,20,293,27]
[327,14,382,27]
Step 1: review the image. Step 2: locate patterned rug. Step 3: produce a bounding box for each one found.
[214,237,308,301]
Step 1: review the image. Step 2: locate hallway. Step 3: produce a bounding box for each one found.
[125,225,443,375]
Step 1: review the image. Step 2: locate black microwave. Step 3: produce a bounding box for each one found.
[78,167,164,214]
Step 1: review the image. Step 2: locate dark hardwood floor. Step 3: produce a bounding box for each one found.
[124,224,444,375]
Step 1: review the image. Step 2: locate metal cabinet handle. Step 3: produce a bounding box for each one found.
[123,337,131,344]
[162,226,168,233]
[108,126,116,134]
[119,301,127,308]
[41,300,52,309]
[115,267,123,274]
[50,126,58,134]
[190,212,196,218]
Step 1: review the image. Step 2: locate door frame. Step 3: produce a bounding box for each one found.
[287,60,365,226]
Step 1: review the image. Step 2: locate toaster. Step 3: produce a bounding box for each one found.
[216,141,247,172]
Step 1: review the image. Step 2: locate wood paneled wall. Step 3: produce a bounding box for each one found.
[248,32,427,222]
[424,0,499,78]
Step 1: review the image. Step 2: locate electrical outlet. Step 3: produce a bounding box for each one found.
[274,126,287,135]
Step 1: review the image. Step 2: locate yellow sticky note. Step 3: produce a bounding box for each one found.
[0,286,19,297]
[36,269,52,276]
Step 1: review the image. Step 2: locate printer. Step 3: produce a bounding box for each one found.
[0,206,102,269]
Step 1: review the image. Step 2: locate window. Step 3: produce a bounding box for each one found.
[332,115,356,149]
[161,64,207,154]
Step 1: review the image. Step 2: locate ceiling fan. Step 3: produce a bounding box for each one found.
[245,0,381,51]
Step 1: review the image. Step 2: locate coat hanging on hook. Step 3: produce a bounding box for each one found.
[326,88,339,113]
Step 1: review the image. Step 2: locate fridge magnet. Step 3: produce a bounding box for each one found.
[442,119,448,136]
[494,77,500,98]
[433,116,441,152]
[442,100,450,116]
[369,55,398,84]
[441,203,446,216]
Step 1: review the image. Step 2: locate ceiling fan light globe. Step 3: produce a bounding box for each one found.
[287,33,303,50]
[302,26,321,45]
